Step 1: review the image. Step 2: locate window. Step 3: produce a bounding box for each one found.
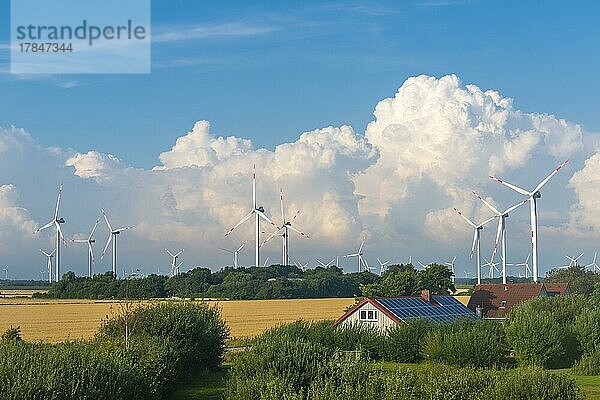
[499,300,507,308]
[359,309,378,321]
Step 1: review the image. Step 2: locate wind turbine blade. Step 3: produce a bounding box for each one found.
[225,210,254,236]
[256,210,277,227]
[89,218,100,239]
[454,208,477,228]
[174,250,184,257]
[280,188,285,224]
[489,176,530,196]
[40,249,50,257]
[503,198,529,214]
[491,218,503,261]
[72,239,88,243]
[470,230,477,260]
[288,225,309,238]
[56,223,67,246]
[478,215,498,227]
[472,192,501,215]
[291,209,301,221]
[35,220,55,234]
[218,247,235,254]
[533,160,569,193]
[101,234,113,260]
[166,249,175,257]
[237,242,247,252]
[260,230,280,247]
[358,240,365,253]
[54,183,63,220]
[101,209,113,232]
[114,226,132,233]
[89,243,95,264]
[50,249,56,256]
[316,259,326,267]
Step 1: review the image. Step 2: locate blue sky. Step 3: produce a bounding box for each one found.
[1,0,599,167]
[1,0,600,279]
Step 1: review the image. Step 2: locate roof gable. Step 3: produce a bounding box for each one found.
[468,283,544,317]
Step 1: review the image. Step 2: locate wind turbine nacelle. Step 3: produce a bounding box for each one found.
[285,222,292,227]
[90,239,96,243]
[114,231,120,235]
[58,218,66,224]
[533,191,541,199]
[257,206,265,212]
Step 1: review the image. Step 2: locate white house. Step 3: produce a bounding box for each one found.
[335,289,477,331]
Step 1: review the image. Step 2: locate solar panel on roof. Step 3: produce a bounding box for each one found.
[377,296,476,324]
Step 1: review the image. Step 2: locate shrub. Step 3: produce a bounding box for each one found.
[1,326,22,342]
[422,319,507,368]
[505,309,579,368]
[384,318,434,363]
[574,308,600,355]
[573,350,600,376]
[0,340,151,400]
[98,301,229,376]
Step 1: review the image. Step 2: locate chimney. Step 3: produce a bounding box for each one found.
[421,289,431,302]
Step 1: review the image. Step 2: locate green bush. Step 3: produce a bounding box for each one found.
[0,340,151,400]
[384,318,434,363]
[574,308,600,355]
[505,309,580,368]
[98,301,229,376]
[573,350,600,375]
[422,319,507,368]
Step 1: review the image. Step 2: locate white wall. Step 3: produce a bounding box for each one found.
[339,301,397,332]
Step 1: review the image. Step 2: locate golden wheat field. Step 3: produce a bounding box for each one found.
[0,297,357,342]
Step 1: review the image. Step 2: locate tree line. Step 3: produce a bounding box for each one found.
[35,263,456,300]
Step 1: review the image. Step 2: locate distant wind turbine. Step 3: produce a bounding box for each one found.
[586,252,599,273]
[101,209,133,277]
[225,164,277,267]
[454,207,496,285]
[344,239,368,272]
[72,218,100,278]
[377,258,389,276]
[219,242,246,268]
[40,249,55,283]
[165,249,184,276]
[34,183,66,283]
[316,258,335,268]
[444,256,457,285]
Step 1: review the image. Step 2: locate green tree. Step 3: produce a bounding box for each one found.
[545,265,600,295]
[417,263,455,294]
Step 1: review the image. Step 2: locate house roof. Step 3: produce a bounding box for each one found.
[336,295,477,325]
[543,283,570,296]
[467,283,569,318]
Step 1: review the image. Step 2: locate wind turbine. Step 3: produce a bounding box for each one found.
[444,256,457,285]
[219,242,246,268]
[34,183,66,283]
[72,218,100,278]
[1,267,7,280]
[483,258,499,279]
[489,160,569,282]
[473,192,529,285]
[261,189,309,265]
[454,207,497,285]
[316,258,335,268]
[516,254,532,279]
[294,260,309,271]
[165,249,184,276]
[40,249,55,283]
[586,252,599,273]
[377,258,389,276]
[344,239,368,272]
[101,209,132,277]
[564,253,584,268]
[225,164,277,267]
